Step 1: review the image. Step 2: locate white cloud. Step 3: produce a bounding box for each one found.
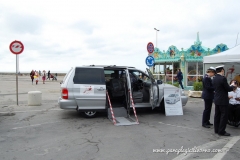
[0,0,240,72]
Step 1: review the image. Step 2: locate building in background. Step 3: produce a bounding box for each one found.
[149,32,228,90]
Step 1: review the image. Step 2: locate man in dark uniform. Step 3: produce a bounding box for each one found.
[202,67,215,128]
[212,65,236,136]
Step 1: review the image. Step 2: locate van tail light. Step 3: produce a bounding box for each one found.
[62,88,68,99]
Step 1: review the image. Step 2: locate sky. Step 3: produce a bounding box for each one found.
[0,0,240,73]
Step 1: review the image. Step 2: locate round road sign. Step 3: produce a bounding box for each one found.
[147,42,154,54]
[145,56,155,67]
[9,41,24,54]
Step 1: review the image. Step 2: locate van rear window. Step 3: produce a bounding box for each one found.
[73,68,105,84]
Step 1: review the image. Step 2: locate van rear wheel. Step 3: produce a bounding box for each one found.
[83,111,97,118]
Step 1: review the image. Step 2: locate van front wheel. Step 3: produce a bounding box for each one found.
[83,111,97,118]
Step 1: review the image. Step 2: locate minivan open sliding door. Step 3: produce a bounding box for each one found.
[125,69,132,112]
[146,68,159,109]
[73,67,106,110]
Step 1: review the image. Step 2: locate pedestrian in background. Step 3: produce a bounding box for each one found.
[30,69,35,85]
[176,69,184,90]
[42,70,46,84]
[228,80,240,127]
[39,70,41,76]
[212,65,236,136]
[233,73,240,84]
[202,67,215,128]
[34,71,39,85]
[52,73,57,81]
[47,70,51,80]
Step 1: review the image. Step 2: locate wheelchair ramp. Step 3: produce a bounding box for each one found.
[108,107,139,126]
[106,91,139,126]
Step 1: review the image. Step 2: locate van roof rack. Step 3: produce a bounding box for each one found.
[81,65,136,69]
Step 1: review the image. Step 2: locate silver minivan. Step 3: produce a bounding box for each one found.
[58,65,188,117]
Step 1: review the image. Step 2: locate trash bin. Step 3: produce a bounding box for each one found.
[28,91,42,106]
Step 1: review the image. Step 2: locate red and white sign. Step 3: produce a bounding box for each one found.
[147,42,154,54]
[80,85,94,95]
[9,40,24,54]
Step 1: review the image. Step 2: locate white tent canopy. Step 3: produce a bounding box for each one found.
[203,44,240,63]
[203,44,240,82]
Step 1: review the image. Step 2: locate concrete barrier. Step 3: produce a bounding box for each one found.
[188,90,202,98]
[28,91,42,106]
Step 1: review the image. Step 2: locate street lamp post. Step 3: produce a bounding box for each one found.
[180,49,185,88]
[154,28,159,48]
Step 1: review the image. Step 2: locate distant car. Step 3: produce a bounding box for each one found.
[165,94,180,104]
[58,65,188,117]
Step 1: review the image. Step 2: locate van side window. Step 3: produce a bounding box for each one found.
[73,68,105,84]
[130,70,150,82]
[104,70,115,82]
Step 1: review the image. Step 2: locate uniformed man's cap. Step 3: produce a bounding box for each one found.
[215,65,225,73]
[207,67,216,73]
[215,65,224,70]
[210,67,215,70]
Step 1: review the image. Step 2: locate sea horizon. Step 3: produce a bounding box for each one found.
[0,70,68,74]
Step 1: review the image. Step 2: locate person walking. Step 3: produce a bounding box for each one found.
[30,70,35,85]
[176,69,184,89]
[47,70,51,80]
[202,67,215,128]
[42,70,46,84]
[35,71,39,85]
[212,65,236,136]
[39,70,41,76]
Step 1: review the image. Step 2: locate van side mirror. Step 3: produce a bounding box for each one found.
[157,80,162,84]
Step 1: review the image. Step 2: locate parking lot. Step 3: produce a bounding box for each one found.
[0,75,240,160]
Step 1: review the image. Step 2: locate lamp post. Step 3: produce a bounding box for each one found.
[180,49,185,88]
[154,28,159,48]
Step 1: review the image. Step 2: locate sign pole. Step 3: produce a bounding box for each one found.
[9,40,24,106]
[16,54,18,105]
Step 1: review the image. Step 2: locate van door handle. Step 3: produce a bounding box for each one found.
[97,87,105,91]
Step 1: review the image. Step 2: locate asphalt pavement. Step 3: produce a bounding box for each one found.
[0,75,240,160]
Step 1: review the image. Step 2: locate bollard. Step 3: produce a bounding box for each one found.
[28,91,42,106]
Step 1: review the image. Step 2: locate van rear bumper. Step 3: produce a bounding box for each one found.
[58,97,77,110]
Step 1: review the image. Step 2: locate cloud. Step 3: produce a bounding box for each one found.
[71,20,97,35]
[1,0,240,73]
[3,12,44,34]
[85,37,107,49]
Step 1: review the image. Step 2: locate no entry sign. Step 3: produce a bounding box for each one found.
[9,40,24,54]
[147,42,154,54]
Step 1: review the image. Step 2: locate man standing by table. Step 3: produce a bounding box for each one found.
[212,65,236,136]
